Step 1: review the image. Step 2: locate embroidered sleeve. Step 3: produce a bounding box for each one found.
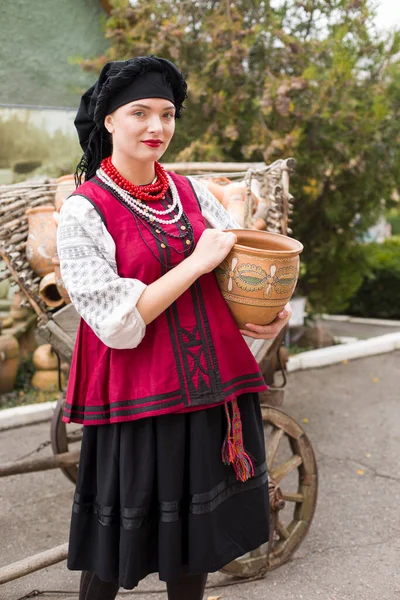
[187,176,241,230]
[57,195,147,349]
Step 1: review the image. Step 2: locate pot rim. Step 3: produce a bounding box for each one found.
[224,228,303,255]
[25,204,56,215]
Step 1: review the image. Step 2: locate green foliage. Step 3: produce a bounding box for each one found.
[82,0,400,312]
[0,116,81,179]
[347,237,400,319]
[387,208,400,235]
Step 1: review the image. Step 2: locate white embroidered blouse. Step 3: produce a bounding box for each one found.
[57,175,241,350]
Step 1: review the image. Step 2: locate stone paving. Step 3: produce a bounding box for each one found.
[1,351,400,600]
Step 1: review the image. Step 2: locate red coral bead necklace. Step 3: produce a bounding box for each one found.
[100,156,169,202]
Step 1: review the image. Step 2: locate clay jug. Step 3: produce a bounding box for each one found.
[0,334,20,394]
[215,229,303,329]
[55,174,75,212]
[32,344,58,370]
[52,256,71,304]
[10,291,30,321]
[206,177,232,204]
[39,272,64,308]
[32,344,65,391]
[25,205,57,277]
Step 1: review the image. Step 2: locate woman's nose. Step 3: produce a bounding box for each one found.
[148,116,162,133]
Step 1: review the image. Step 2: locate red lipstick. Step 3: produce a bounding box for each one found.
[142,140,163,147]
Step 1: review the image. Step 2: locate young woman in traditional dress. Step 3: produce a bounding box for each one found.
[57,55,291,600]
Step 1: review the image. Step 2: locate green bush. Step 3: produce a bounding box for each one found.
[387,209,400,236]
[347,237,400,319]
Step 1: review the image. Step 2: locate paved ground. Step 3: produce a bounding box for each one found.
[1,351,400,600]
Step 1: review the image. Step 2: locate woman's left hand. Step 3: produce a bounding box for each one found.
[239,303,292,340]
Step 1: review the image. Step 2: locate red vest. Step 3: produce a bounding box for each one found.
[63,173,267,425]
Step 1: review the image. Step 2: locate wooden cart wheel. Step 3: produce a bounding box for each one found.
[50,391,82,484]
[220,406,318,577]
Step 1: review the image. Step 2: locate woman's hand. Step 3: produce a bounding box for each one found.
[190,229,237,275]
[239,303,292,340]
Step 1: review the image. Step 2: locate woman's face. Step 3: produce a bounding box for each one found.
[104,97,176,162]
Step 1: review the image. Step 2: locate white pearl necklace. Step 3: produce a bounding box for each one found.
[97,168,184,225]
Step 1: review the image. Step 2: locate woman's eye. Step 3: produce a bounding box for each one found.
[133,111,145,117]
[164,113,175,120]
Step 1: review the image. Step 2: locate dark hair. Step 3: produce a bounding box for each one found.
[74,56,187,186]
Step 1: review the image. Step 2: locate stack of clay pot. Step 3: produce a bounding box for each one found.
[25,174,73,310]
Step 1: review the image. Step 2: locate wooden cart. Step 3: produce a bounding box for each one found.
[0,159,317,582]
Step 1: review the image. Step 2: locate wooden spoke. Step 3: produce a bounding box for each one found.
[66,432,83,444]
[270,454,302,483]
[281,492,304,503]
[50,392,78,484]
[266,427,284,468]
[220,407,318,577]
[276,520,290,540]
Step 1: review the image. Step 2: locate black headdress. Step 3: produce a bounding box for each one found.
[74,55,187,185]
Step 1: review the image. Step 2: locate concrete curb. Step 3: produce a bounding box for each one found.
[0,401,57,431]
[321,314,400,327]
[287,331,400,372]
[1,332,400,431]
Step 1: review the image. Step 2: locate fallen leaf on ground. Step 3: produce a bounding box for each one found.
[357,469,365,475]
[341,359,348,364]
[207,596,222,600]
[372,377,379,383]
[302,417,309,423]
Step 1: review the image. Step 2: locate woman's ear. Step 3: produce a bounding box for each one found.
[104,114,114,134]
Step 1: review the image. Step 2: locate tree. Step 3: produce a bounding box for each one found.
[80,0,400,313]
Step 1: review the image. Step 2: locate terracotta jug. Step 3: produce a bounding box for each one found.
[39,272,64,308]
[32,343,58,370]
[0,334,20,394]
[206,177,232,204]
[10,291,30,321]
[25,205,57,277]
[55,174,75,212]
[52,256,71,304]
[215,229,303,329]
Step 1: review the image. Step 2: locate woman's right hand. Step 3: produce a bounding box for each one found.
[189,229,237,275]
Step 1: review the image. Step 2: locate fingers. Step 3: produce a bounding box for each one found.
[224,231,237,246]
[240,303,292,339]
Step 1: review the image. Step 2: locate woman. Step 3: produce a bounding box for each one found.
[57,55,291,600]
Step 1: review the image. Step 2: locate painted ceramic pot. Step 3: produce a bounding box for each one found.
[25,205,57,277]
[215,229,303,329]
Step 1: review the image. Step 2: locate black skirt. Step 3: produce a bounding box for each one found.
[67,392,270,590]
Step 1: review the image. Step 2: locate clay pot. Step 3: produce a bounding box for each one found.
[253,218,267,230]
[52,256,71,304]
[222,181,246,208]
[10,291,30,321]
[0,334,20,394]
[32,369,65,391]
[55,174,75,212]
[32,344,58,370]
[225,200,245,227]
[215,229,303,329]
[206,177,232,203]
[39,272,64,308]
[25,205,58,277]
